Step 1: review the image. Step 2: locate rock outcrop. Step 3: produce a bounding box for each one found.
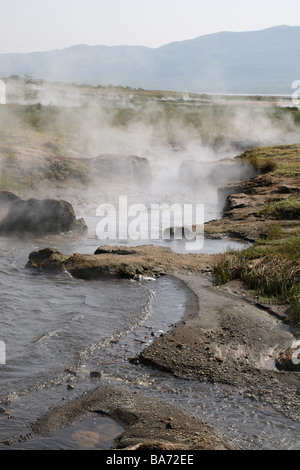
[0,145,152,192]
[0,198,87,237]
[87,153,152,187]
[205,174,300,241]
[26,245,216,279]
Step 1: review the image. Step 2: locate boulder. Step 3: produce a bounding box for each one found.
[26,248,70,270]
[0,197,87,236]
[88,154,152,185]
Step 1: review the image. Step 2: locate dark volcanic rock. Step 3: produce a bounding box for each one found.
[26,248,70,270]
[0,198,87,236]
[94,246,138,255]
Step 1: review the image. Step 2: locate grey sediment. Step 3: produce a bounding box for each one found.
[25,245,300,448]
[29,266,300,450]
[25,158,300,449]
[30,269,240,450]
[32,383,239,450]
[138,272,300,423]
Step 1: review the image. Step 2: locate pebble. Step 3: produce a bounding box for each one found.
[90,371,101,379]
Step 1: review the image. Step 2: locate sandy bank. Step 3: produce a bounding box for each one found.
[138,272,300,422]
[26,240,300,429]
[32,383,239,450]
[28,260,300,449]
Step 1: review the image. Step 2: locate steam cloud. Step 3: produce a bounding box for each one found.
[1,77,300,228]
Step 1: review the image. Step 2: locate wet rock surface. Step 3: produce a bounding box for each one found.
[138,274,300,422]
[26,244,300,428]
[32,384,239,450]
[26,245,216,279]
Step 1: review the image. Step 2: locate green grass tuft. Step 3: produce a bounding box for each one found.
[263,195,300,220]
[213,229,300,321]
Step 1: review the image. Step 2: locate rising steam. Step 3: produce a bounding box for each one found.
[1,77,300,225]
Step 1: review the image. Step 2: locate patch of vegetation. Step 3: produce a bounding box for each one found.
[44,157,89,184]
[213,226,300,321]
[276,106,300,124]
[214,143,300,320]
[18,103,61,131]
[0,170,20,189]
[0,169,35,191]
[241,144,300,177]
[111,107,138,127]
[263,194,300,220]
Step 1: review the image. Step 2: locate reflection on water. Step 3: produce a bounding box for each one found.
[26,416,124,451]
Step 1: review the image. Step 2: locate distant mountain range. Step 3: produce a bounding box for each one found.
[1,25,300,95]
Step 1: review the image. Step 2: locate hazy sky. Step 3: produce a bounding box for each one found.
[1,0,300,54]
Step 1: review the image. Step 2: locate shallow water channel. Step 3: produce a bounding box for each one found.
[0,163,299,450]
[0,215,299,451]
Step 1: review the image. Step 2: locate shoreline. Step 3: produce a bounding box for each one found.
[31,381,240,451]
[25,268,300,450]
[1,140,299,449]
[138,271,300,423]
[21,155,300,448]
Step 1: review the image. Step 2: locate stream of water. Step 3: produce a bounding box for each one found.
[0,175,299,450]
